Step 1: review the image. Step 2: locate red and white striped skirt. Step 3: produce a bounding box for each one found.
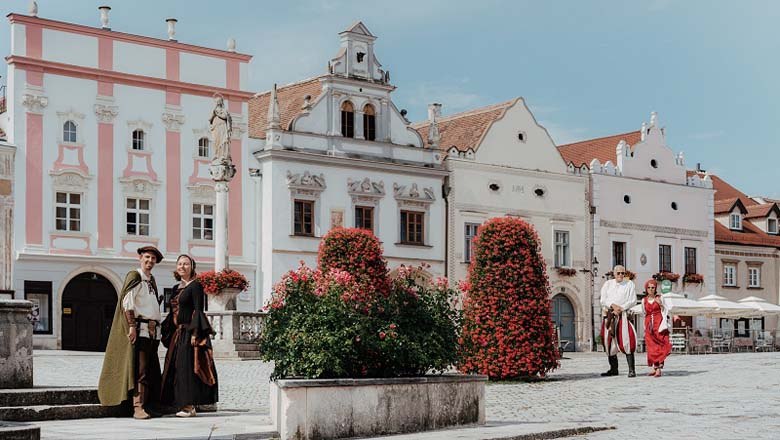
[601,312,636,356]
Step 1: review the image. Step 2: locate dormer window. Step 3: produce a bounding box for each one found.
[363,104,376,141]
[729,213,742,230]
[63,121,77,143]
[132,129,145,151]
[768,218,778,234]
[356,52,365,63]
[340,101,355,138]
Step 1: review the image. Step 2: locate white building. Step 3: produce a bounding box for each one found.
[412,99,592,351]
[248,23,447,305]
[559,112,715,338]
[2,7,258,350]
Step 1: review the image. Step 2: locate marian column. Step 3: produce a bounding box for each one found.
[209,94,236,272]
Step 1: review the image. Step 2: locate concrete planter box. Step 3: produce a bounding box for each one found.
[270,374,487,440]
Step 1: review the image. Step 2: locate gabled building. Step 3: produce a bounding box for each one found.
[559,112,715,337]
[413,99,591,351]
[248,22,447,305]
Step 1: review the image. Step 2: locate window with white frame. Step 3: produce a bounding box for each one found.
[132,129,145,151]
[126,198,150,236]
[729,213,742,230]
[464,223,480,262]
[612,241,626,268]
[554,230,570,268]
[55,192,81,232]
[748,267,761,288]
[197,137,210,158]
[192,204,214,240]
[63,121,77,143]
[723,263,736,286]
[658,244,672,272]
[768,218,778,234]
[684,247,697,275]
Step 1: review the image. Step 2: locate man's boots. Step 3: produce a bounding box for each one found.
[601,355,619,376]
[626,353,636,378]
[132,386,151,420]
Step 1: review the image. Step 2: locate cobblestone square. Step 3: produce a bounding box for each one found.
[31,350,780,439]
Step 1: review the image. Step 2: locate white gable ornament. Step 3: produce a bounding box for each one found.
[348,177,385,205]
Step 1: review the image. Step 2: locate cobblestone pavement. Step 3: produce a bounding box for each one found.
[33,350,780,438]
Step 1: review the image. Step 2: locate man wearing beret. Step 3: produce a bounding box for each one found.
[98,246,164,419]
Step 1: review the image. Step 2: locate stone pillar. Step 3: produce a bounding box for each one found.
[0,143,16,290]
[0,300,34,388]
[213,180,229,272]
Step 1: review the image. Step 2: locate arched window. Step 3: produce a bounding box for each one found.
[340,101,354,138]
[363,104,376,141]
[63,121,77,143]
[132,129,145,150]
[198,137,209,158]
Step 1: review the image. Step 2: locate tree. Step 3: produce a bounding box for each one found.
[459,217,559,379]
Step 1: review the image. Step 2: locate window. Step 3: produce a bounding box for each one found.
[554,230,570,268]
[768,218,778,234]
[63,121,77,143]
[363,104,376,141]
[55,192,81,232]
[340,101,355,138]
[293,200,314,236]
[464,223,480,262]
[748,267,761,288]
[723,264,736,286]
[684,247,697,275]
[126,198,150,236]
[192,204,214,240]
[400,210,424,245]
[132,129,145,150]
[729,213,742,230]
[197,137,209,158]
[612,241,626,268]
[659,245,672,272]
[354,205,374,232]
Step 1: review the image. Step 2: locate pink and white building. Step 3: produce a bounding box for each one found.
[2,8,258,350]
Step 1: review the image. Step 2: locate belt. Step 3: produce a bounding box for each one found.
[135,318,160,324]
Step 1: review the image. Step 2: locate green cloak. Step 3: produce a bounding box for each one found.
[97,270,148,406]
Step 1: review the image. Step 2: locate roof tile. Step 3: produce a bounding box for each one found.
[557,131,642,167]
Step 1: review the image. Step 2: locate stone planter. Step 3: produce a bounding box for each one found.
[270,374,487,440]
[0,300,34,389]
[207,287,241,312]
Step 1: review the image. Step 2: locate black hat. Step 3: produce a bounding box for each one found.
[137,246,164,263]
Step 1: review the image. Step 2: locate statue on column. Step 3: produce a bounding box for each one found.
[210,93,233,164]
[209,94,236,182]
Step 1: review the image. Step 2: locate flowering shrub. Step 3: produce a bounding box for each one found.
[459,217,559,379]
[654,271,680,282]
[197,269,249,295]
[556,267,577,277]
[683,273,704,284]
[258,228,461,379]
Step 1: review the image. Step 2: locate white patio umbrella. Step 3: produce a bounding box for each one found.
[628,292,713,316]
[696,294,755,318]
[737,296,780,317]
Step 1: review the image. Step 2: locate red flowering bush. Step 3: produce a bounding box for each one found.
[459,217,559,379]
[197,269,249,295]
[683,273,704,284]
[654,271,680,282]
[258,228,461,379]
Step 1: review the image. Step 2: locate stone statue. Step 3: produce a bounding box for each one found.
[210,94,233,164]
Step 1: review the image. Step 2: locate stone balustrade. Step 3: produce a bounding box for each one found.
[206,311,266,360]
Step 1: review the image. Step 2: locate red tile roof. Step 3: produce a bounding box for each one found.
[248,76,325,139]
[714,220,780,248]
[745,203,780,219]
[714,197,747,215]
[412,99,517,152]
[557,131,642,167]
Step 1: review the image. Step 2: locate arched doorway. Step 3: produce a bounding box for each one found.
[61,272,117,352]
[552,294,576,352]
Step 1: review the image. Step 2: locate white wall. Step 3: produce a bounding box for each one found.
[42,29,98,68]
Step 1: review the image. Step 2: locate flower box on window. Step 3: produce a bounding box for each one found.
[556,267,577,277]
[683,273,704,284]
[654,271,680,282]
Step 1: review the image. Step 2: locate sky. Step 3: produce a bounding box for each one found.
[1,0,778,198]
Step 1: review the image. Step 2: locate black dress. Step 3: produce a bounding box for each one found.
[160,280,218,408]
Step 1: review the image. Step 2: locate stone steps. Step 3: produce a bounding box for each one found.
[0,387,97,407]
[0,387,125,422]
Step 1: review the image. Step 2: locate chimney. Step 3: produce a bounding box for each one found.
[166,18,178,41]
[428,103,442,123]
[98,6,111,30]
[227,38,236,52]
[427,103,442,148]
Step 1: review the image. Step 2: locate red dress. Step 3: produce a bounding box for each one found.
[644,298,672,367]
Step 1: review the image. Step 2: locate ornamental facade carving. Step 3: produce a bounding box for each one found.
[161,110,186,131]
[287,170,326,197]
[393,182,435,208]
[51,171,91,191]
[21,93,48,114]
[348,177,385,205]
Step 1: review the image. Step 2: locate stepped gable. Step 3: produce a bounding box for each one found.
[412,99,517,153]
[558,130,642,168]
[248,76,325,139]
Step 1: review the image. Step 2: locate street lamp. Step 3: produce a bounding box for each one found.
[582,256,599,351]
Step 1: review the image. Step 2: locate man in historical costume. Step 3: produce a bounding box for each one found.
[599,265,638,378]
[98,246,164,419]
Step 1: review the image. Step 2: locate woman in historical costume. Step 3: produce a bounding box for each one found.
[160,254,218,417]
[643,279,672,377]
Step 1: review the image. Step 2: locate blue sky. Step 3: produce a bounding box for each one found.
[2,0,778,197]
